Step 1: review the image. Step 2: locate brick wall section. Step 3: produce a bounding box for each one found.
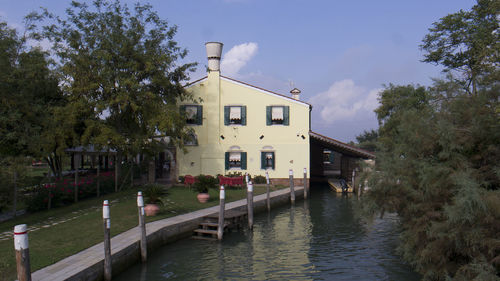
[270,178,309,187]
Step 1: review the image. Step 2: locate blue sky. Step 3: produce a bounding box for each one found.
[0,0,477,142]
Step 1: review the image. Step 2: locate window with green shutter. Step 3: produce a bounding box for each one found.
[241,152,247,170]
[225,152,230,170]
[266,106,289,126]
[261,151,275,170]
[226,151,247,170]
[225,106,246,125]
[181,105,202,125]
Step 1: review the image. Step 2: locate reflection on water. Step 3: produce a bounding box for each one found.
[115,185,420,280]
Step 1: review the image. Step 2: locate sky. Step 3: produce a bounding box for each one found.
[0,0,477,142]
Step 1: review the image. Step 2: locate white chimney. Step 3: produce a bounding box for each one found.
[290,88,301,100]
[205,42,223,72]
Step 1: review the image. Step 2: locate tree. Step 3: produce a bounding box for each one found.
[355,129,378,152]
[28,0,197,158]
[420,0,500,95]
[363,1,500,278]
[0,21,64,213]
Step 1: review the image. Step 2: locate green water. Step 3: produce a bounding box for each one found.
[116,185,420,280]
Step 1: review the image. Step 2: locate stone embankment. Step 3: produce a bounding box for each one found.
[32,186,304,281]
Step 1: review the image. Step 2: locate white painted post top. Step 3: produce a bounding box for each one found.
[220,185,225,199]
[14,224,28,250]
[245,173,249,183]
[303,168,307,174]
[247,181,253,192]
[103,200,110,219]
[289,169,293,176]
[265,171,270,184]
[137,192,144,207]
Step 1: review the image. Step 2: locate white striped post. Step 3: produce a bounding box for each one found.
[303,168,308,199]
[245,173,249,184]
[103,200,112,281]
[289,169,295,203]
[247,181,254,230]
[137,192,147,262]
[352,169,356,191]
[14,224,31,281]
[218,185,225,240]
[265,171,270,211]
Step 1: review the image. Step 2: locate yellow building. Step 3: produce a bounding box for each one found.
[176,42,311,184]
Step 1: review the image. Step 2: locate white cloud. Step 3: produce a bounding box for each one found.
[309,79,381,124]
[220,42,258,77]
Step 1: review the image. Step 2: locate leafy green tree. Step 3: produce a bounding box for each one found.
[421,0,499,95]
[0,21,64,212]
[365,81,499,280]
[363,1,500,279]
[355,129,378,152]
[28,0,197,157]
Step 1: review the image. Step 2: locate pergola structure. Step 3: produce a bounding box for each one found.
[309,131,375,184]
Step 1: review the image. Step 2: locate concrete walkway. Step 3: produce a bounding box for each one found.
[31,186,304,281]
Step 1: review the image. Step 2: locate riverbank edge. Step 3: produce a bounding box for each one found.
[31,186,305,281]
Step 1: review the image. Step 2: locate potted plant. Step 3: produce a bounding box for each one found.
[193,175,217,203]
[142,184,165,216]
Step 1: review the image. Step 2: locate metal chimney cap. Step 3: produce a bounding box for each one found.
[290,88,301,94]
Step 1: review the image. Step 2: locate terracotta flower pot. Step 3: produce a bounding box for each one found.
[144,204,160,216]
[197,193,210,203]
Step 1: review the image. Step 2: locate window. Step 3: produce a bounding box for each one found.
[266,106,289,125]
[323,150,334,163]
[180,105,202,125]
[184,133,198,146]
[261,151,275,170]
[224,106,247,125]
[225,151,247,170]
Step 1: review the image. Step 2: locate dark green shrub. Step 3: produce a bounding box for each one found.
[253,175,266,184]
[142,184,166,205]
[193,175,217,193]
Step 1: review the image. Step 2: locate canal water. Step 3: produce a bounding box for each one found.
[115,185,420,280]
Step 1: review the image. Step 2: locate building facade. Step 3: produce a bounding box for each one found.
[176,42,311,184]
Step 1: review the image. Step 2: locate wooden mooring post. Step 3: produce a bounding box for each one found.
[265,171,270,211]
[137,192,147,262]
[14,224,31,281]
[74,167,79,203]
[303,168,308,199]
[103,200,112,281]
[289,169,295,203]
[247,181,254,230]
[218,185,225,240]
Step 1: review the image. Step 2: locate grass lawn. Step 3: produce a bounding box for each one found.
[0,184,283,281]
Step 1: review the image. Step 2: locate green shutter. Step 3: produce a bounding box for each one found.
[271,152,275,170]
[224,106,229,125]
[225,152,229,170]
[241,152,247,170]
[261,152,266,169]
[241,106,247,125]
[329,152,335,163]
[196,105,203,125]
[266,106,272,125]
[283,106,290,125]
